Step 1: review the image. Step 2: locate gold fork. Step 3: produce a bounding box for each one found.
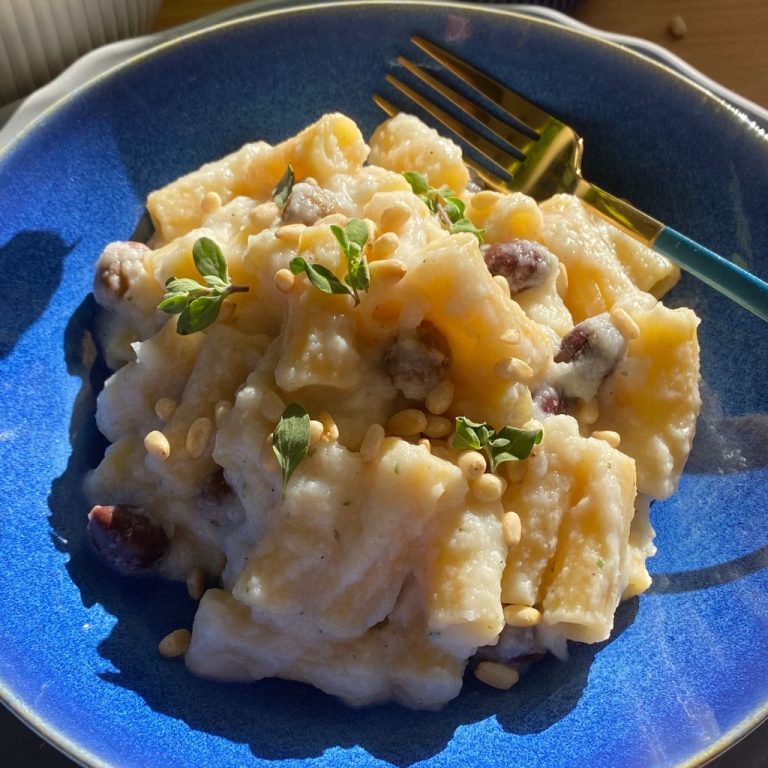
[374,36,768,322]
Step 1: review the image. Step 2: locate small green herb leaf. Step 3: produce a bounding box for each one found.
[330,219,370,303]
[164,276,206,295]
[271,403,311,491]
[158,238,249,333]
[272,164,295,207]
[157,293,189,314]
[193,237,229,282]
[450,218,486,243]
[289,256,353,297]
[451,417,542,471]
[402,171,430,196]
[176,295,224,335]
[402,171,485,242]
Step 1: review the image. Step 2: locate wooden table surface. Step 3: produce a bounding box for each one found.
[4,1,768,767]
[153,0,768,108]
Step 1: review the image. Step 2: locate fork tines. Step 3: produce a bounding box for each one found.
[374,36,553,182]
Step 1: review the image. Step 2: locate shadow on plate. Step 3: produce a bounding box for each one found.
[47,296,635,766]
[0,230,74,358]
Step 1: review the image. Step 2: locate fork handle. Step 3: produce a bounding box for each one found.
[576,180,768,322]
[652,226,768,322]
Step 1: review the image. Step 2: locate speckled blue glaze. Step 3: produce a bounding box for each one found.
[1,3,767,768]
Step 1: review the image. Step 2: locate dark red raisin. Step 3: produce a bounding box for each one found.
[481,239,555,294]
[87,504,169,574]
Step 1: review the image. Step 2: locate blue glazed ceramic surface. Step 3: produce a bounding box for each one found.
[0,3,766,767]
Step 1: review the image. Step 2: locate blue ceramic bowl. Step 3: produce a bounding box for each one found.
[1,3,767,767]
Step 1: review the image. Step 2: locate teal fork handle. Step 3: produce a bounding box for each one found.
[653,226,768,322]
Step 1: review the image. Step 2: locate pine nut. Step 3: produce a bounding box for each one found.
[576,398,599,426]
[158,628,191,658]
[200,192,222,215]
[387,408,428,437]
[495,357,534,382]
[319,411,339,442]
[380,202,412,231]
[260,391,286,423]
[309,419,325,447]
[417,438,431,452]
[592,430,621,449]
[425,379,454,415]
[248,201,280,229]
[154,397,177,422]
[502,511,522,546]
[144,430,170,460]
[471,472,506,502]
[275,223,305,243]
[458,450,487,480]
[610,306,640,340]
[423,414,452,439]
[360,423,385,461]
[474,661,519,690]
[669,14,687,38]
[372,232,400,260]
[470,190,503,211]
[186,417,212,459]
[368,259,407,285]
[186,567,206,601]
[274,268,295,294]
[503,604,542,628]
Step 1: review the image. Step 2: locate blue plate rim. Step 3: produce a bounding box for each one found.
[1,2,766,767]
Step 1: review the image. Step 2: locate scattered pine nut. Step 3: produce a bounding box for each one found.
[186,417,212,459]
[417,437,431,452]
[144,430,170,460]
[471,472,506,502]
[275,223,305,243]
[669,14,687,39]
[260,391,287,423]
[470,190,503,211]
[387,408,428,437]
[592,430,621,449]
[360,423,386,461]
[380,202,412,231]
[309,419,325,447]
[503,604,542,628]
[158,628,191,658]
[495,357,534,382]
[274,268,295,294]
[200,192,222,215]
[154,397,177,422]
[319,411,339,442]
[556,262,569,295]
[372,232,400,260]
[474,661,520,690]
[369,258,408,285]
[248,201,280,229]
[458,450,487,480]
[576,398,599,426]
[425,379,454,415]
[610,306,640,340]
[502,511,522,546]
[186,567,206,601]
[423,414,452,439]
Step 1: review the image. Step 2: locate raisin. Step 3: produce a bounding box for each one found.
[87,504,168,574]
[481,239,555,294]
